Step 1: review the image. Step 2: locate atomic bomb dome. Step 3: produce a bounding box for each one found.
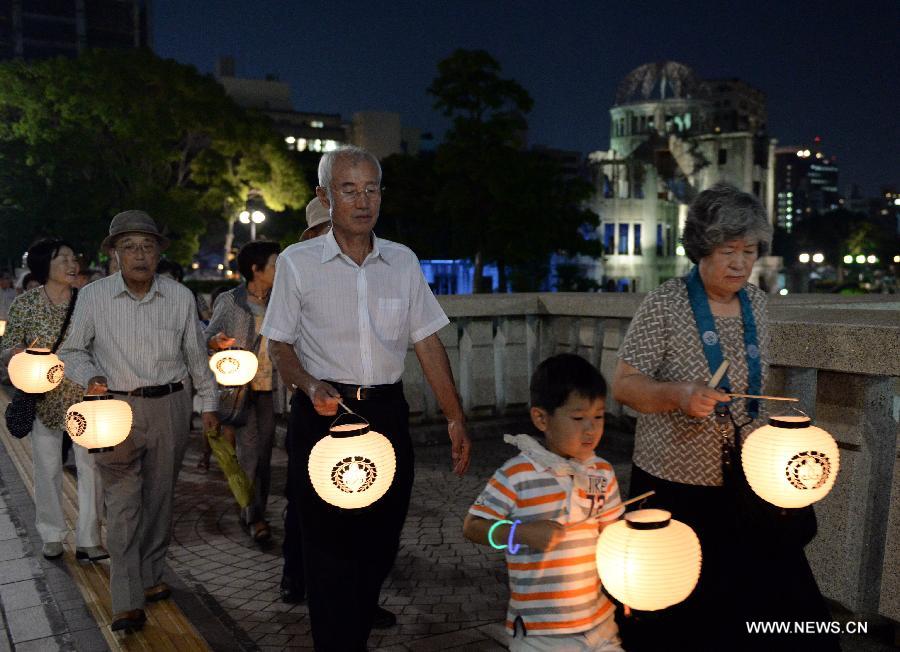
[615,61,702,106]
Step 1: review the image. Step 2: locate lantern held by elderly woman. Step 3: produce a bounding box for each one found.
[8,348,65,393]
[308,415,396,509]
[209,348,258,386]
[595,509,702,611]
[741,415,839,509]
[65,395,133,453]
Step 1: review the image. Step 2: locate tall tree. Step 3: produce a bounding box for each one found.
[428,49,532,292]
[427,49,599,292]
[0,49,310,266]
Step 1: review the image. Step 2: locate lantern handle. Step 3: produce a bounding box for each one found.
[27,337,39,349]
[565,490,656,527]
[329,401,371,431]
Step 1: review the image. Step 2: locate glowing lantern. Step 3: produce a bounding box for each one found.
[65,395,133,453]
[596,509,702,611]
[741,415,839,508]
[308,416,396,509]
[0,320,6,336]
[8,348,65,393]
[209,348,258,386]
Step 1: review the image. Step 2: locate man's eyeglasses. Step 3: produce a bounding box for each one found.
[118,243,157,255]
[335,186,384,203]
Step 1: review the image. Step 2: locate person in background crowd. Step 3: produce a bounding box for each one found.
[18,273,41,293]
[264,146,471,650]
[300,197,331,242]
[206,241,283,543]
[0,272,16,319]
[58,210,219,634]
[1,239,106,563]
[157,259,211,322]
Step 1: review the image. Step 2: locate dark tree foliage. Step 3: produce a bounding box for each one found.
[0,49,309,266]
[426,49,599,292]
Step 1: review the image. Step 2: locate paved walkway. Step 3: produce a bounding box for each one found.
[1,408,897,651]
[166,424,617,651]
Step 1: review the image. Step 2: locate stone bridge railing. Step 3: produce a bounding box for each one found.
[400,292,900,623]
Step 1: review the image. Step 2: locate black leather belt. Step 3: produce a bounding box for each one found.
[326,381,403,401]
[110,381,184,398]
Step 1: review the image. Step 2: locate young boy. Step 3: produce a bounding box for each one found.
[464,353,625,651]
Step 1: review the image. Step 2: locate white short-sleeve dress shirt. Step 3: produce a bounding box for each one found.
[260,230,449,386]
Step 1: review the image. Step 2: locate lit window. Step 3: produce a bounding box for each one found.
[296,138,307,151]
[310,120,324,128]
[285,136,296,144]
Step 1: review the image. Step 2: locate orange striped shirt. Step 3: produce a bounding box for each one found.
[469,452,624,635]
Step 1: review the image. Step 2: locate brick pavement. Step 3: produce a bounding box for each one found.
[166,424,633,651]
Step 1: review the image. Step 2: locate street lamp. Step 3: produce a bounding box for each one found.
[812,253,824,264]
[843,255,853,265]
[239,209,266,240]
[798,253,810,264]
[855,255,866,264]
[866,255,877,264]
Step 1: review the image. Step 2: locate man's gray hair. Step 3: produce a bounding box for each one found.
[682,183,773,264]
[317,146,382,202]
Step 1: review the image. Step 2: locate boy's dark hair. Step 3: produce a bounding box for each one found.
[26,238,74,284]
[237,241,281,281]
[529,353,607,413]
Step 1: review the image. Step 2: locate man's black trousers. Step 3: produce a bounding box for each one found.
[286,389,414,652]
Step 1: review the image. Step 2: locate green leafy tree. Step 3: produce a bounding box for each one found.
[428,49,599,292]
[0,49,309,266]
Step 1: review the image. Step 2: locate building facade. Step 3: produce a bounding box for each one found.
[0,0,150,61]
[590,61,777,292]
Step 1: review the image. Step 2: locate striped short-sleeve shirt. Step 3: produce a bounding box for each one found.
[469,453,624,636]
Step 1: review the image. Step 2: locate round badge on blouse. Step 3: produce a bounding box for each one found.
[702,331,718,346]
[746,344,760,359]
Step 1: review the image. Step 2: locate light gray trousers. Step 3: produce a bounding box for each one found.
[95,388,191,613]
[32,417,102,547]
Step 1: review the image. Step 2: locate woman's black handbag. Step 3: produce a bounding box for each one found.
[5,389,38,439]
[4,289,78,439]
[217,384,252,427]
[215,330,261,428]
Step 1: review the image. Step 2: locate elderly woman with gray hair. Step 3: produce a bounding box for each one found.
[612,183,836,650]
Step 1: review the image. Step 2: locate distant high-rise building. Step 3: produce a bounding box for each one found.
[0,0,151,61]
[215,58,348,155]
[774,136,840,232]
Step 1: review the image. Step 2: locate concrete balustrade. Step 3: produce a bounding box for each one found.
[401,292,900,623]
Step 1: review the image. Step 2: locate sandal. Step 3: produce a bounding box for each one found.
[251,521,271,543]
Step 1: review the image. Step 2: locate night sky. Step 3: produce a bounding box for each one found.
[153,0,898,196]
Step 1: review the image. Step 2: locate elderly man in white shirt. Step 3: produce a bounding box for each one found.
[263,146,471,652]
[59,210,219,634]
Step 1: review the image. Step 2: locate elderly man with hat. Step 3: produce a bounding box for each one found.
[58,210,219,633]
[300,197,331,242]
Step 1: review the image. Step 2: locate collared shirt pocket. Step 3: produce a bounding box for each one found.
[156,327,183,361]
[373,298,406,341]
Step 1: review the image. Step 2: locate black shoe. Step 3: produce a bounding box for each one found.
[111,609,146,633]
[280,575,306,604]
[371,605,396,629]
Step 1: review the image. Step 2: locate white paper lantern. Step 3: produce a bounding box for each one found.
[209,349,258,386]
[596,509,702,611]
[65,395,133,453]
[741,415,839,508]
[0,320,6,337]
[308,420,396,509]
[8,348,65,393]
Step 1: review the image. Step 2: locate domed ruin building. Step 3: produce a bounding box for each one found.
[590,61,777,292]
